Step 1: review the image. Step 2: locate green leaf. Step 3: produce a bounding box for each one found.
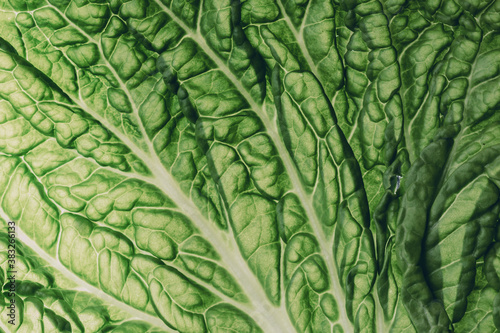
[0,0,499,332]
[396,14,500,332]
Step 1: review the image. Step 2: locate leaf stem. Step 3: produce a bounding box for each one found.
[151,1,353,330]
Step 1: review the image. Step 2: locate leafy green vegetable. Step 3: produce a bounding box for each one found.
[0,0,499,332]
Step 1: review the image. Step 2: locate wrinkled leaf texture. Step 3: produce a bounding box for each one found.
[0,0,499,332]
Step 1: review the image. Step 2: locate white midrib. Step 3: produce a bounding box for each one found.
[0,208,174,332]
[2,7,290,331]
[21,155,273,331]
[91,214,267,320]
[25,5,293,331]
[21,152,253,317]
[266,14,362,330]
[274,0,322,83]
[373,283,388,333]
[286,104,354,331]
[64,87,293,333]
[277,9,356,326]
[31,1,346,330]
[151,1,353,331]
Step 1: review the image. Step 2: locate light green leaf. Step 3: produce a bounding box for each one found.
[0,0,499,332]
